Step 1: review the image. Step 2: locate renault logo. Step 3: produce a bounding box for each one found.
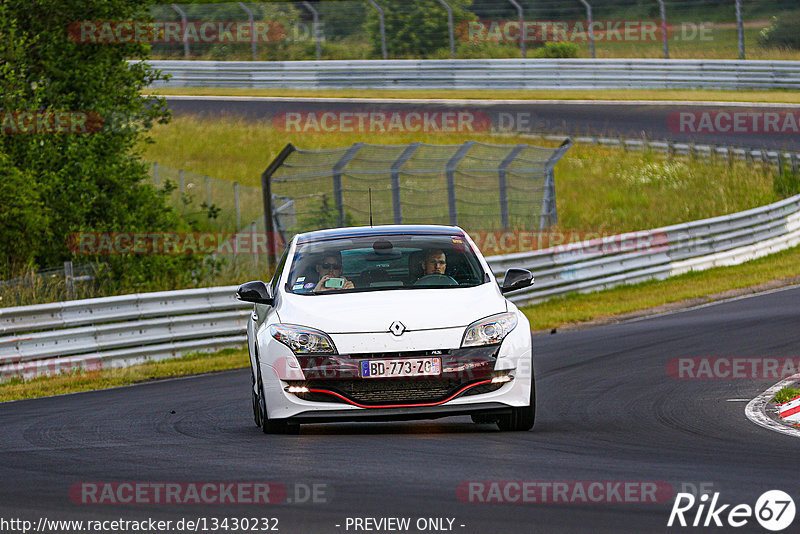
[389,321,406,336]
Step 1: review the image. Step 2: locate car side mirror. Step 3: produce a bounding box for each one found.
[500,268,534,294]
[236,281,274,305]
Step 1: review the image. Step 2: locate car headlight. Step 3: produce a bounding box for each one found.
[461,312,518,347]
[270,324,337,354]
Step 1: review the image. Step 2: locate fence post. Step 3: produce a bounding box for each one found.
[778,153,785,180]
[508,0,526,58]
[170,4,190,59]
[792,153,798,175]
[64,261,75,301]
[234,182,241,230]
[727,147,734,168]
[656,0,669,59]
[153,162,160,188]
[262,144,296,269]
[437,0,455,58]
[499,144,526,230]
[179,169,185,213]
[205,175,211,205]
[251,221,259,266]
[332,143,364,227]
[237,2,257,60]
[735,0,745,60]
[579,0,595,59]
[390,143,420,224]
[302,1,322,60]
[446,142,476,226]
[367,0,388,59]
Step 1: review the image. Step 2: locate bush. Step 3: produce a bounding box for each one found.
[531,42,580,59]
[758,14,800,50]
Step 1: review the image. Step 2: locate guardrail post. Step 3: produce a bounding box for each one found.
[727,147,734,168]
[64,261,75,300]
[446,142,475,226]
[437,0,456,58]
[656,0,669,59]
[508,0,526,58]
[778,153,785,180]
[735,0,745,60]
[302,1,323,60]
[332,143,364,227]
[170,4,190,59]
[237,2,257,60]
[367,0,388,59]
[792,153,798,175]
[579,0,595,59]
[390,143,420,224]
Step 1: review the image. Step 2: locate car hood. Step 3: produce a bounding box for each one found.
[277,283,506,334]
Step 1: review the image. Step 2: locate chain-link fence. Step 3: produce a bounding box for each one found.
[262,140,572,247]
[136,1,800,61]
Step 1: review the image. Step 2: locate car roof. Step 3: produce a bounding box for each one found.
[295,225,467,244]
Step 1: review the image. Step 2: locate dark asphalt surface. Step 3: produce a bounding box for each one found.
[165,97,800,151]
[2,286,800,533]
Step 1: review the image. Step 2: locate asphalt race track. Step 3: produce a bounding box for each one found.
[165,96,800,151]
[2,286,799,533]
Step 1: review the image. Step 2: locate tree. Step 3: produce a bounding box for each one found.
[0,0,199,287]
[366,0,475,58]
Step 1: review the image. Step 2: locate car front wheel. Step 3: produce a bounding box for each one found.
[496,380,535,432]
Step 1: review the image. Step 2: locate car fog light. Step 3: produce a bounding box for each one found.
[286,385,309,394]
[491,375,512,384]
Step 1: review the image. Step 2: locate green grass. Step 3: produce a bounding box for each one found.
[145,87,800,104]
[0,348,249,402]
[521,243,800,331]
[773,386,800,404]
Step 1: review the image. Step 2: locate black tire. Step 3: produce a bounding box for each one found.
[496,379,535,432]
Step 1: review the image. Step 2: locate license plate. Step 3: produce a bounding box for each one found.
[360,357,441,378]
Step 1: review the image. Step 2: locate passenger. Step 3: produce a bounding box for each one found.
[313,252,354,292]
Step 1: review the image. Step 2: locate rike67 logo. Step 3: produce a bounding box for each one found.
[668,490,796,531]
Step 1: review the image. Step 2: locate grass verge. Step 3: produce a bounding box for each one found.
[521,243,800,331]
[145,87,800,104]
[0,348,248,403]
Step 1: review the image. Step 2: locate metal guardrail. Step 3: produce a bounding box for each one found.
[143,59,800,90]
[1,191,799,381]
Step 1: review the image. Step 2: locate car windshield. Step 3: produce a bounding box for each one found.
[285,234,487,295]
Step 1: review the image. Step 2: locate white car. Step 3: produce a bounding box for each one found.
[237,225,535,434]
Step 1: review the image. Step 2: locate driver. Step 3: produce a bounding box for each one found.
[313,252,354,292]
[420,249,447,276]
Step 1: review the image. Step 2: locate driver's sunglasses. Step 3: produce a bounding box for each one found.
[321,262,342,269]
